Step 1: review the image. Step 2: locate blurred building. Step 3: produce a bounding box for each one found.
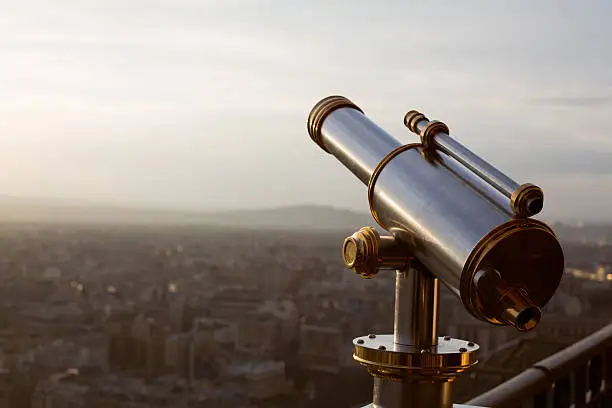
[226,360,288,400]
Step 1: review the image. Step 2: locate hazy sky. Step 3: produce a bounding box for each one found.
[1,1,611,221]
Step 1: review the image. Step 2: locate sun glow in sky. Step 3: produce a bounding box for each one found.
[1,1,611,220]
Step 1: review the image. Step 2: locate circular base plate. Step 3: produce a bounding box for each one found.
[353,335,478,375]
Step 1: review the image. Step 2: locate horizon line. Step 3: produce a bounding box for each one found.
[0,193,609,226]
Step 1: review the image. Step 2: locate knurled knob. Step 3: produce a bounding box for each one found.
[342,227,380,278]
[342,227,412,278]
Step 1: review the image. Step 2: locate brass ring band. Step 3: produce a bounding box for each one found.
[420,120,449,149]
[367,143,422,229]
[307,95,363,153]
[403,110,429,134]
[510,183,544,217]
[460,218,556,325]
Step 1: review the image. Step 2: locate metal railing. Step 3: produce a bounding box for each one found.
[467,322,612,408]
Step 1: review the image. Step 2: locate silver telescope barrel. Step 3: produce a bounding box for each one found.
[404,111,544,218]
[307,96,401,184]
[307,96,564,331]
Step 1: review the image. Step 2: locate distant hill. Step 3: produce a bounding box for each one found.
[0,195,610,241]
[0,196,372,231]
[0,195,199,225]
[550,222,612,245]
[200,205,373,232]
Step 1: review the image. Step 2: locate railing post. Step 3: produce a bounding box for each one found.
[553,376,571,408]
[605,346,612,407]
[534,388,549,408]
[575,362,588,407]
[590,355,604,403]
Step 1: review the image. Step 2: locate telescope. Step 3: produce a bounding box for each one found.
[306,96,564,408]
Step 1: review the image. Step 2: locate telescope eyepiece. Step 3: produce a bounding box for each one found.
[474,268,542,332]
[511,183,545,218]
[527,197,544,216]
[514,306,541,332]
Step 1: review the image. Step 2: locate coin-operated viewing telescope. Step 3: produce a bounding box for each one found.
[306,96,564,408]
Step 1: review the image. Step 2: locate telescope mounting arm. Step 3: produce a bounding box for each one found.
[342,226,413,279]
[343,226,479,408]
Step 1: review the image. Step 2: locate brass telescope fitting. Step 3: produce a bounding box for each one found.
[421,120,451,150]
[460,218,561,331]
[511,183,544,218]
[473,268,542,332]
[307,95,363,153]
[403,110,428,133]
[342,227,412,278]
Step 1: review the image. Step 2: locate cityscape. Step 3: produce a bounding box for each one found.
[0,206,610,408]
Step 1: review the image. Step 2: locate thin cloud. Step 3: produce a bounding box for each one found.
[529,95,612,108]
[500,148,612,177]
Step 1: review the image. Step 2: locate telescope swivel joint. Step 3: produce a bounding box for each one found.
[343,227,412,278]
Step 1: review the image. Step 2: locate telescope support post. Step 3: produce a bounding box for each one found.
[372,375,454,408]
[370,266,453,408]
[345,229,479,408]
[394,267,439,348]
